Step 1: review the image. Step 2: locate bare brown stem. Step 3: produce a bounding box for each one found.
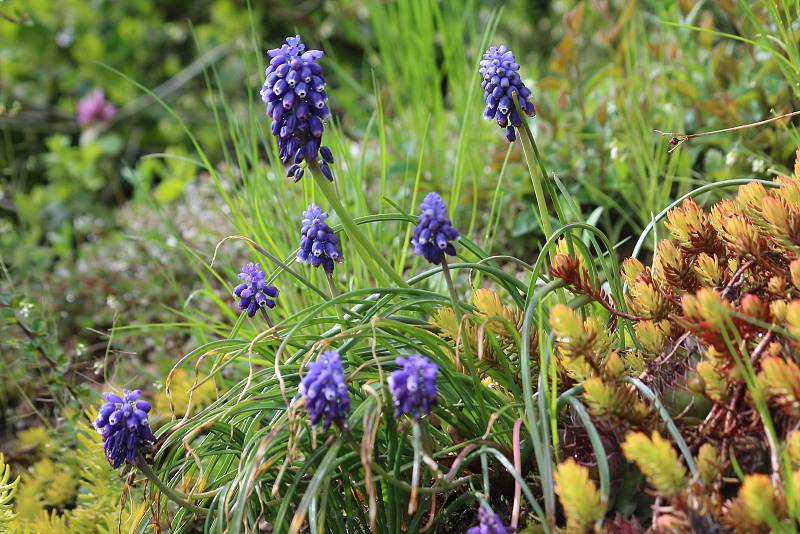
[656,110,800,152]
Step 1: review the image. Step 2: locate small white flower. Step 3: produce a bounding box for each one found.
[19,302,34,318]
[55,29,74,48]
[725,150,738,167]
[751,158,766,173]
[609,140,621,161]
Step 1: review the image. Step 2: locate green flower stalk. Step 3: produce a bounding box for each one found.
[310,164,408,288]
[514,95,554,241]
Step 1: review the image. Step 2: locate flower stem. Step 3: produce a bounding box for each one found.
[441,257,488,422]
[310,166,408,288]
[342,430,473,495]
[440,257,463,323]
[136,454,207,514]
[655,109,800,152]
[259,308,274,328]
[325,271,344,322]
[513,95,553,241]
[409,422,422,515]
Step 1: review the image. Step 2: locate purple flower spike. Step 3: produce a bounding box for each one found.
[94,389,155,469]
[465,504,512,534]
[319,146,334,164]
[261,35,335,181]
[387,355,438,420]
[410,193,459,265]
[297,203,342,274]
[479,45,535,143]
[77,89,116,127]
[234,262,279,317]
[299,350,350,431]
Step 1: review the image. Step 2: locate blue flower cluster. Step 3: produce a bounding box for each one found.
[108,34,545,528]
[480,45,535,142]
[94,390,155,469]
[299,350,351,431]
[297,203,342,274]
[466,504,512,534]
[388,355,438,420]
[234,262,279,317]
[261,35,334,181]
[77,30,559,530]
[411,192,459,265]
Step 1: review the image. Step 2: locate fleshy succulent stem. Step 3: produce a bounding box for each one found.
[136,454,207,514]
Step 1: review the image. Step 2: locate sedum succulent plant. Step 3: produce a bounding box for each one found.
[554,458,606,533]
[546,149,800,530]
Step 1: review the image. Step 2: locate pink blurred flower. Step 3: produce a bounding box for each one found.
[77,89,116,127]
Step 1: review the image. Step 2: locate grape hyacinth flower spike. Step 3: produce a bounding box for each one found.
[479,45,536,142]
[299,349,350,431]
[233,262,279,318]
[297,203,342,274]
[388,355,438,420]
[261,35,335,182]
[94,389,155,469]
[466,504,512,534]
[411,192,459,265]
